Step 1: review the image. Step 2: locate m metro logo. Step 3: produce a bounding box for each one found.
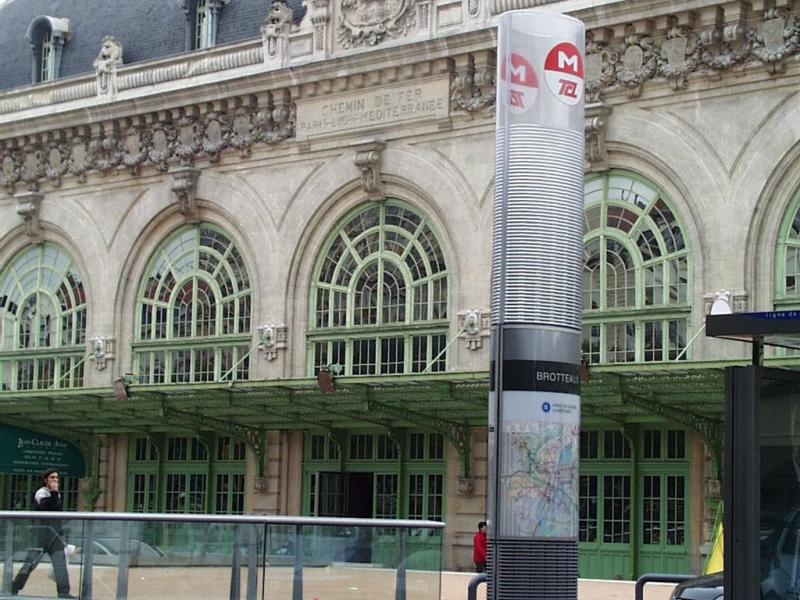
[544,42,584,105]
[500,53,538,113]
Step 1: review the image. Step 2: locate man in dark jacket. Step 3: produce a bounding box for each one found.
[12,468,75,598]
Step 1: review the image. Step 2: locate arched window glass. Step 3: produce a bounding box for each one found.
[582,171,690,364]
[134,224,252,384]
[0,243,87,390]
[774,191,800,304]
[309,201,449,376]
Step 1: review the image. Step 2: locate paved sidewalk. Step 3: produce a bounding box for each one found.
[5,563,679,599]
[442,572,678,600]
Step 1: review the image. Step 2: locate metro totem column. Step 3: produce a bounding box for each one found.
[487,11,585,600]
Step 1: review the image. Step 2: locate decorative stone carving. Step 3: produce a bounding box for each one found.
[0,145,22,191]
[201,110,232,163]
[170,167,201,223]
[94,36,123,98]
[585,102,611,172]
[21,146,45,191]
[173,111,202,167]
[703,289,748,315]
[353,139,386,201]
[230,104,256,158]
[659,16,703,91]
[748,8,800,75]
[258,91,296,144]
[262,0,294,68]
[147,120,176,172]
[259,324,288,361]
[89,336,115,370]
[616,25,658,98]
[88,126,122,174]
[451,52,496,113]
[338,0,416,48]
[467,0,479,18]
[458,309,490,351]
[67,135,91,183]
[43,140,69,187]
[120,124,148,175]
[457,476,474,496]
[15,191,43,243]
[584,30,617,103]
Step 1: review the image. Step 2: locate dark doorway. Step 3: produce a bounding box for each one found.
[347,472,374,518]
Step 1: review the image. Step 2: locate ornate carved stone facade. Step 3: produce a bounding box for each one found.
[338,0,416,48]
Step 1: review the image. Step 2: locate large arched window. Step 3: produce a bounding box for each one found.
[582,171,690,364]
[774,191,800,307]
[309,201,449,375]
[134,224,252,384]
[0,243,87,390]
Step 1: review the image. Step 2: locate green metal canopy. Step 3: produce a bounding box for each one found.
[0,364,738,477]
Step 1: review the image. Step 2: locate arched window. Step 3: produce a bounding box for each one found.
[0,244,87,390]
[25,16,70,83]
[309,201,449,375]
[774,191,800,306]
[134,224,252,384]
[582,171,690,364]
[183,0,226,50]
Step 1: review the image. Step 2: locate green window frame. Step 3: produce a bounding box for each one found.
[308,201,449,376]
[133,224,252,384]
[0,474,79,511]
[0,243,87,391]
[579,425,691,579]
[582,171,691,364]
[774,190,800,306]
[127,434,246,515]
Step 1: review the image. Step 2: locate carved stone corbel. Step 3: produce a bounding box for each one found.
[585,102,612,172]
[15,191,43,243]
[353,139,386,201]
[458,309,491,350]
[89,336,115,370]
[258,323,288,361]
[170,167,201,223]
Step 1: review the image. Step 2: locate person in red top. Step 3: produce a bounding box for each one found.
[473,521,487,573]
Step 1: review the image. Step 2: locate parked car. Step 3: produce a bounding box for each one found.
[669,573,723,600]
[14,537,166,567]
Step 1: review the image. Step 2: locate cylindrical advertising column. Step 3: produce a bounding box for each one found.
[488,11,585,600]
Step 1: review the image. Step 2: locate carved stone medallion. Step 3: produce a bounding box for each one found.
[338,0,416,48]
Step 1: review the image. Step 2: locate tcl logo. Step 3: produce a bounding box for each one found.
[500,53,538,113]
[544,42,584,105]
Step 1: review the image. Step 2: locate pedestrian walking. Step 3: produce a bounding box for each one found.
[473,521,487,573]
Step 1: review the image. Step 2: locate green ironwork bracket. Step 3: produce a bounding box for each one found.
[162,407,267,478]
[623,391,724,476]
[368,399,472,479]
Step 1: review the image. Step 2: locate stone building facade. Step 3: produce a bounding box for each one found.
[1,0,799,577]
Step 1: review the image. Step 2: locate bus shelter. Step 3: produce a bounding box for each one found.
[706,311,800,600]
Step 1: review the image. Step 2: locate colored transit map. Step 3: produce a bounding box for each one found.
[501,423,579,538]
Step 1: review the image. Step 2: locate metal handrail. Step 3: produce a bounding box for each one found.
[634,573,698,600]
[0,511,444,600]
[0,511,445,529]
[467,573,486,600]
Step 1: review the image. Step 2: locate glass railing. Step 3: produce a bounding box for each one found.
[0,512,444,599]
